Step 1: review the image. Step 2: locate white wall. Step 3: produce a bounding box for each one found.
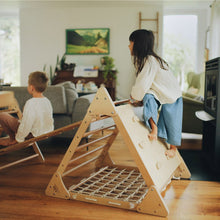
[20,3,162,98]
[209,1,220,59]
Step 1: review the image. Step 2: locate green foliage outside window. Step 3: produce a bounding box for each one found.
[163,33,195,91]
[0,16,20,85]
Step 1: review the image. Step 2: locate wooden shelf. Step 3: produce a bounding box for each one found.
[52,70,116,100]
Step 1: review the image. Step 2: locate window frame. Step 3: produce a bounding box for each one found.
[0,10,20,85]
[162,8,209,74]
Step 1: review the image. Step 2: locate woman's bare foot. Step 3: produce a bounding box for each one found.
[165,145,177,158]
[148,131,157,141]
[148,118,157,141]
[0,137,17,146]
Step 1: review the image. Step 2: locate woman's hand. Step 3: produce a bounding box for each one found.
[129,97,143,107]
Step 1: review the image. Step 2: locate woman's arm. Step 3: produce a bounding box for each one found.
[131,56,158,101]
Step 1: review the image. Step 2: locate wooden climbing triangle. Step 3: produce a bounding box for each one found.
[45,87,191,217]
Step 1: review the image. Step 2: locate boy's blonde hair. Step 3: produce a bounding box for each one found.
[28,71,49,92]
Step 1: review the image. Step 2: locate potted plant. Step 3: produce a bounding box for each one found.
[43,54,75,84]
[100,56,117,83]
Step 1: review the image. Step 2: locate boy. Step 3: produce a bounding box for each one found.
[0,71,54,146]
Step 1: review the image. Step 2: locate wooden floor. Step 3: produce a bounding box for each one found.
[0,132,220,220]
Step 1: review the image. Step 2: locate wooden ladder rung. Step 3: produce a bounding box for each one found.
[139,11,159,46]
[62,155,100,177]
[0,142,36,155]
[76,132,114,152]
[83,125,116,138]
[0,153,39,170]
[0,109,18,114]
[141,18,157,21]
[68,144,107,165]
[114,99,130,106]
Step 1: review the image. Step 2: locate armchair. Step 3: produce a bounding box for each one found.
[182,72,205,134]
[182,92,204,134]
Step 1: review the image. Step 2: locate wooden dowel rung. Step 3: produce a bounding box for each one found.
[114,99,130,106]
[0,153,39,170]
[36,136,49,142]
[141,18,158,21]
[68,144,106,165]
[76,132,114,152]
[0,142,35,155]
[0,110,18,114]
[91,115,111,123]
[62,155,99,177]
[83,125,116,138]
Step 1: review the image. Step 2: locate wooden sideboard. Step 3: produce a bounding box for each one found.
[52,70,116,100]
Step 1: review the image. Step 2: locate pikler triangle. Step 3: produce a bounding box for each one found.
[45,87,190,217]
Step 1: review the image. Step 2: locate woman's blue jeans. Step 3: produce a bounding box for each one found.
[143,94,183,146]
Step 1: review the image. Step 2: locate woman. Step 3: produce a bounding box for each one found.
[129,29,183,158]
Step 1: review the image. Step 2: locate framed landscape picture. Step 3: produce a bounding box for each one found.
[66,28,110,55]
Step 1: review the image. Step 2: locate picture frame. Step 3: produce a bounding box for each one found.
[66,28,110,55]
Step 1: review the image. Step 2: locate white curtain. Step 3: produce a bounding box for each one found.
[209,1,220,59]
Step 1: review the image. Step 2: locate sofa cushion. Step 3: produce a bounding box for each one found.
[2,86,32,111]
[54,81,78,114]
[44,86,67,113]
[2,85,68,114]
[186,72,205,96]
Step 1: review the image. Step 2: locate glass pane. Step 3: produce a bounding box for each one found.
[0,16,20,86]
[163,15,198,91]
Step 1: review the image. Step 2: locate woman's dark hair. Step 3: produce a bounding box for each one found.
[129,29,168,75]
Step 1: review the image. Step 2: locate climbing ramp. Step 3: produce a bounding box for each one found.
[0,91,45,170]
[45,87,191,217]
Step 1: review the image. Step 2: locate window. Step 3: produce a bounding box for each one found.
[0,15,20,86]
[163,15,198,91]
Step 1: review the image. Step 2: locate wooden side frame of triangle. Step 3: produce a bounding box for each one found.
[45,87,190,217]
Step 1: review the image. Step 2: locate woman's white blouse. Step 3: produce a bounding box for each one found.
[131,56,182,104]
